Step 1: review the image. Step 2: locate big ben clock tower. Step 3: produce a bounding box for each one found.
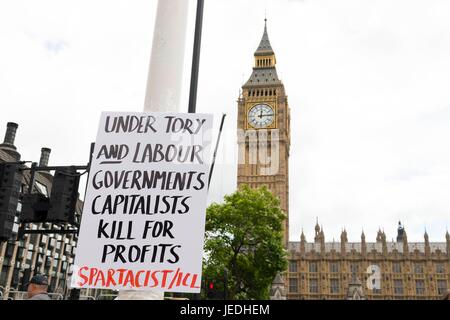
[237,20,291,247]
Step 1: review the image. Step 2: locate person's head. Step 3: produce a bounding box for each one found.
[27,274,49,298]
[443,290,450,300]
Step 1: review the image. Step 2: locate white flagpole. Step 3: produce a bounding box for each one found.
[117,0,189,300]
[143,0,189,112]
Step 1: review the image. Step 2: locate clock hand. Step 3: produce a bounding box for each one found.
[261,113,274,117]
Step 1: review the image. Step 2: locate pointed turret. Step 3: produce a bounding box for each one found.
[320,228,325,255]
[255,19,275,56]
[361,230,367,256]
[341,228,348,242]
[270,272,286,300]
[341,228,348,255]
[376,228,383,243]
[244,19,281,87]
[300,230,306,242]
[381,230,387,255]
[424,230,431,257]
[396,221,405,242]
[446,230,450,258]
[314,218,321,243]
[402,228,409,255]
[300,230,306,254]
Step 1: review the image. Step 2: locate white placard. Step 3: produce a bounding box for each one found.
[71,112,213,293]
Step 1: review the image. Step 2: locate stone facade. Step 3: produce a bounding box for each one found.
[286,222,450,300]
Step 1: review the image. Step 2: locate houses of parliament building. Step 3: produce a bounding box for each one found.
[237,20,450,300]
[285,222,450,300]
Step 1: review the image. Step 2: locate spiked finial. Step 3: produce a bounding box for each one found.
[255,19,274,55]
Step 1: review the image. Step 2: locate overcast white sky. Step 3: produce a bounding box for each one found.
[1,0,450,243]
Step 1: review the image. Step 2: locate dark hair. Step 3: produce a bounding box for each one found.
[443,291,450,300]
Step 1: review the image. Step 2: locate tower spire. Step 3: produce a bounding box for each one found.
[238,14,290,248]
[244,19,280,86]
[255,18,274,56]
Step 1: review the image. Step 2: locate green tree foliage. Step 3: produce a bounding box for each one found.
[203,185,287,300]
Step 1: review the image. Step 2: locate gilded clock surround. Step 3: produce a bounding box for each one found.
[246,103,277,130]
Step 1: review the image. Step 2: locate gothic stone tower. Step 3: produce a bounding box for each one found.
[237,20,291,247]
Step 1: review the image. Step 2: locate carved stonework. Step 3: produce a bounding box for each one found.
[346,274,366,300]
[270,273,286,300]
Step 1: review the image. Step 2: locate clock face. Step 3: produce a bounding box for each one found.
[248,104,275,129]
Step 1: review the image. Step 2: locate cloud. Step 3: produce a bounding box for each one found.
[385,170,430,182]
[43,39,68,54]
[1,0,450,244]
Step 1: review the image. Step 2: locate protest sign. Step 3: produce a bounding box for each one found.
[71,112,213,293]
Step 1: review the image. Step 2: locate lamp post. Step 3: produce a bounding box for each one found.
[188,0,205,114]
